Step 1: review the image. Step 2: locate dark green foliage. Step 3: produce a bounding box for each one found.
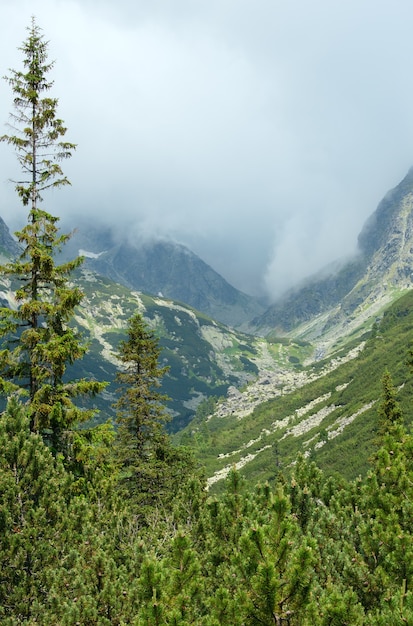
[186,289,413,487]
[376,369,403,440]
[2,392,413,623]
[0,399,139,624]
[0,398,70,620]
[114,312,170,464]
[240,354,259,373]
[114,312,202,514]
[0,18,106,449]
[194,395,219,422]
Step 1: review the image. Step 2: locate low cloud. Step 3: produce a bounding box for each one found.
[1,0,413,298]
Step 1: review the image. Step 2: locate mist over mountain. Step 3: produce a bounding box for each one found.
[60,222,266,328]
[3,165,413,345]
[249,168,413,341]
[4,163,413,348]
[2,166,413,437]
[52,166,413,343]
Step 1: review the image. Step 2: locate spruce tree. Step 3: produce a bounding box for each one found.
[115,313,170,451]
[0,18,105,448]
[114,312,171,502]
[115,312,202,516]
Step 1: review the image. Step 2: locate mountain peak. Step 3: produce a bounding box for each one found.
[59,222,265,328]
[357,166,413,259]
[251,168,413,345]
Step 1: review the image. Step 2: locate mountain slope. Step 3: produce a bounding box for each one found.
[180,289,413,490]
[0,216,300,431]
[0,216,21,260]
[54,268,302,431]
[251,168,413,349]
[69,268,302,431]
[60,222,265,328]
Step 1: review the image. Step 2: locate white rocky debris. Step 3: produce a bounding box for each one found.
[302,401,377,456]
[206,342,369,487]
[210,343,365,423]
[326,401,376,441]
[207,445,272,488]
[75,312,121,366]
[200,324,233,350]
[152,297,199,321]
[295,393,331,418]
[281,404,337,440]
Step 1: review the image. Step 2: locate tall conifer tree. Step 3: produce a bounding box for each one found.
[0,18,105,447]
[114,312,171,501]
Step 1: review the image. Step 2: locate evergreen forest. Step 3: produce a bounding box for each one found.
[1,19,413,625]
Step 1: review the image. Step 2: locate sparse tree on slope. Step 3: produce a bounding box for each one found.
[376,369,403,440]
[114,312,202,513]
[114,312,171,500]
[0,18,105,449]
[115,313,170,456]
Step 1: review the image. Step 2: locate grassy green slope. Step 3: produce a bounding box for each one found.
[179,290,413,491]
[66,269,305,431]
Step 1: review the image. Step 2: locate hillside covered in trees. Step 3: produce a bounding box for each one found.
[2,379,413,624]
[1,18,413,625]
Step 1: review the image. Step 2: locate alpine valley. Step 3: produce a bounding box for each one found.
[3,168,413,487]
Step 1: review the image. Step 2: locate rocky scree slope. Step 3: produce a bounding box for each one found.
[182,289,413,490]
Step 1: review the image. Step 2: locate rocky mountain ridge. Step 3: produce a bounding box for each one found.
[250,168,413,350]
[0,216,21,261]
[59,223,266,328]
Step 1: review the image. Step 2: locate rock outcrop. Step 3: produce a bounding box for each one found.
[251,168,413,342]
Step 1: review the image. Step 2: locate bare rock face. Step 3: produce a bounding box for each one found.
[0,216,21,260]
[251,168,413,340]
[358,167,413,261]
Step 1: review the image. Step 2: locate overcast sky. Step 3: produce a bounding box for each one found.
[1,0,413,298]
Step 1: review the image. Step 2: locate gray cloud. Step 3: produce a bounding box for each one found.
[1,0,413,298]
